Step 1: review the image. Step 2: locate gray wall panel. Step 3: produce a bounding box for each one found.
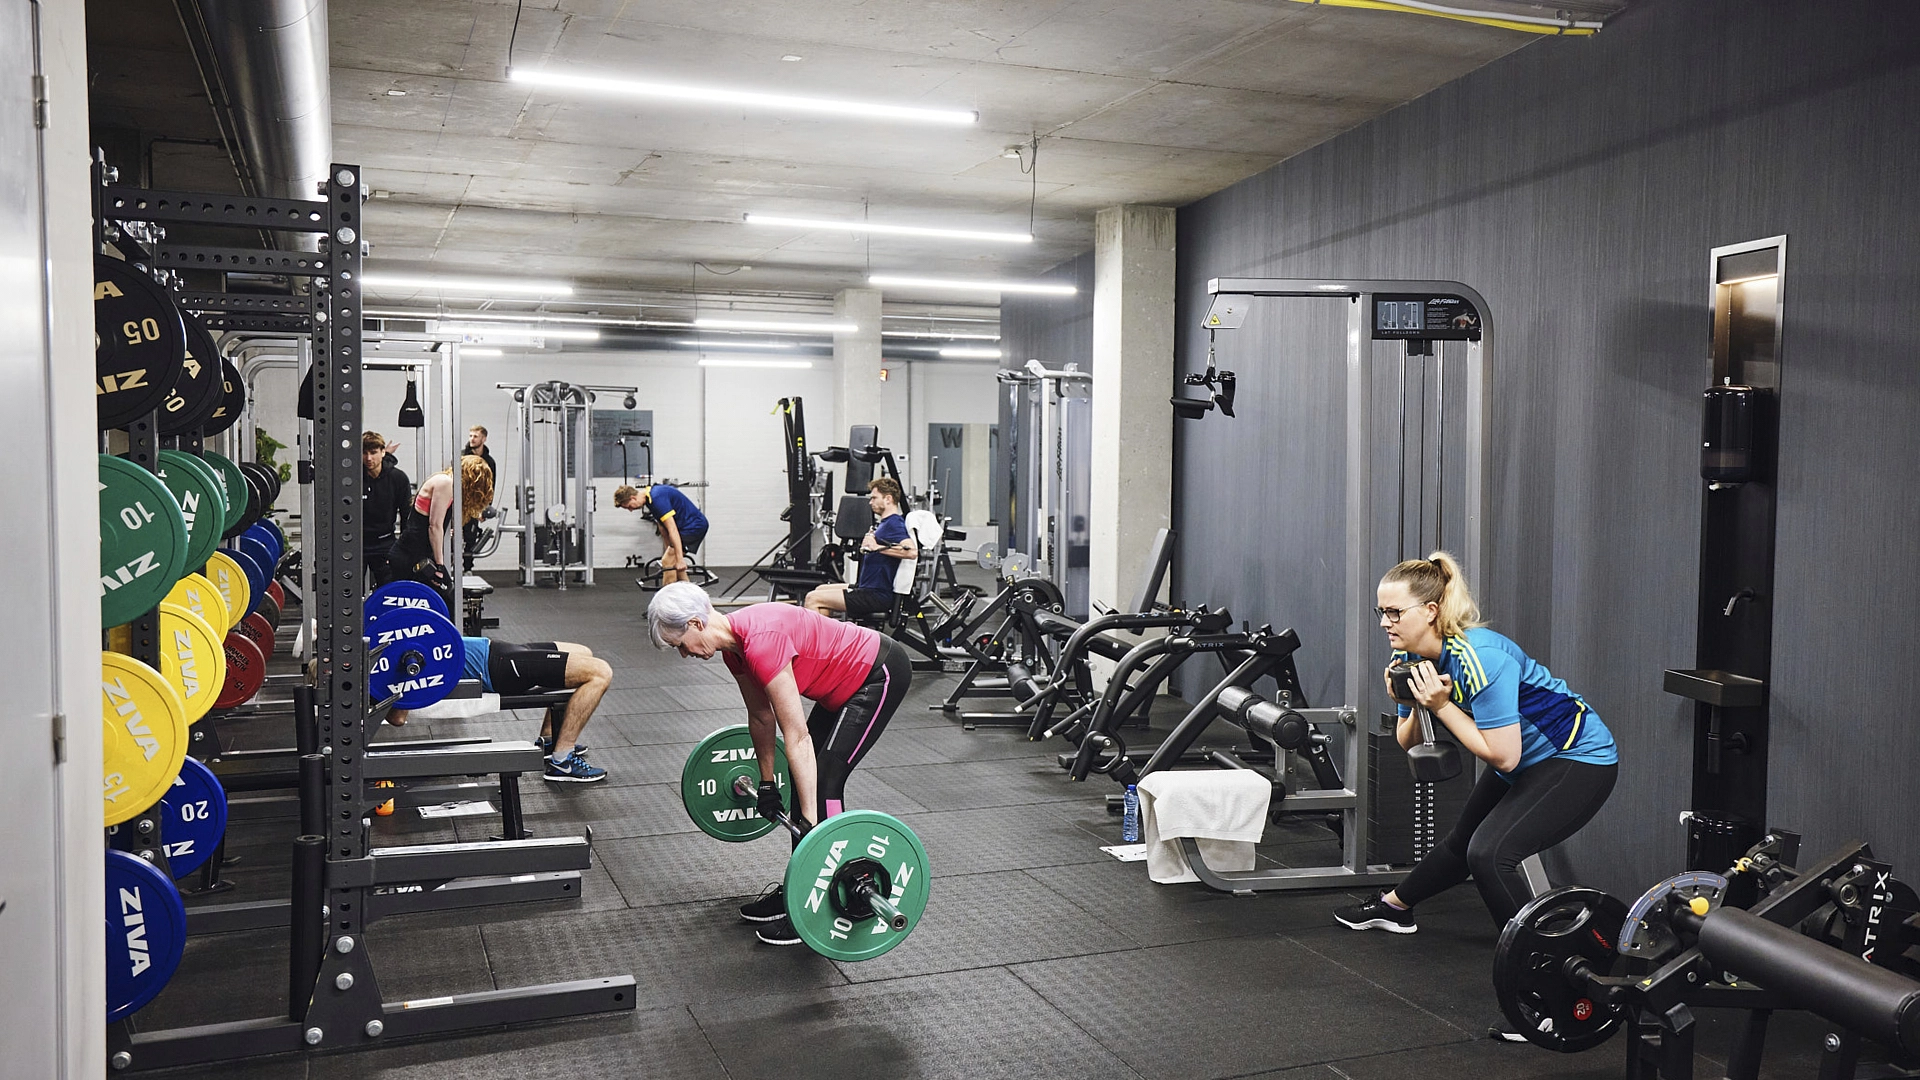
[1020,0,1920,898]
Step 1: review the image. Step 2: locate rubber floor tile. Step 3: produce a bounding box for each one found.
[479,901,846,1009]
[691,967,1144,1080]
[836,869,1136,983]
[1010,935,1461,1080]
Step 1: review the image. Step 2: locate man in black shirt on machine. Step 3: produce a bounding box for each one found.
[362,431,413,583]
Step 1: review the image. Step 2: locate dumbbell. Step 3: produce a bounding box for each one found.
[680,725,930,961]
[1389,660,1463,783]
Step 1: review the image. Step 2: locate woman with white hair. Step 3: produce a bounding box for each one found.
[647,581,912,946]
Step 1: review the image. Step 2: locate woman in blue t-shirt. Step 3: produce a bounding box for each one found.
[1334,551,1618,933]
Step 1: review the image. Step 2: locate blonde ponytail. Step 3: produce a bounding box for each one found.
[1381,550,1483,637]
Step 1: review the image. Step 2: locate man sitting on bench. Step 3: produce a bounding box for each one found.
[388,637,613,784]
[805,477,917,621]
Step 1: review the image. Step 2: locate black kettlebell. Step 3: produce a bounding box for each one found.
[1391,660,1464,784]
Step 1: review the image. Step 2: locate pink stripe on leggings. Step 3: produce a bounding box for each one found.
[823,798,844,818]
[846,662,894,761]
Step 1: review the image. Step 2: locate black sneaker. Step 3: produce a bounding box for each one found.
[739,884,786,923]
[755,916,802,947]
[1333,895,1418,934]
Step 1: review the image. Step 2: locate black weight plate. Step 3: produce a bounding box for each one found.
[1494,886,1630,1053]
[157,311,224,436]
[94,256,187,430]
[201,356,246,438]
[239,460,281,509]
[223,463,266,540]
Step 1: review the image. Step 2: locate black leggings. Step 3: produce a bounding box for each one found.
[1393,756,1617,925]
[798,637,913,830]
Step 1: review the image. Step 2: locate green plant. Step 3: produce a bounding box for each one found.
[256,428,293,485]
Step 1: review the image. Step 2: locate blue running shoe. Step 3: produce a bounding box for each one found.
[544,752,607,783]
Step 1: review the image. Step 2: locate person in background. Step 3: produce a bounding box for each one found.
[362,431,412,585]
[615,480,708,585]
[803,477,915,621]
[385,634,612,783]
[380,455,493,610]
[461,426,497,572]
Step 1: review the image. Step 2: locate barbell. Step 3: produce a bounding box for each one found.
[679,725,931,962]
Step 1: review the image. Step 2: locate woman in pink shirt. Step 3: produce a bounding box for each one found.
[647,581,912,946]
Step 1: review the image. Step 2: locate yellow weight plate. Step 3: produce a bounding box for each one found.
[157,602,226,724]
[202,551,250,631]
[165,572,231,637]
[103,604,227,724]
[102,651,190,827]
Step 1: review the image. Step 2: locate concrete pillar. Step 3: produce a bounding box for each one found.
[834,287,883,441]
[1089,205,1176,611]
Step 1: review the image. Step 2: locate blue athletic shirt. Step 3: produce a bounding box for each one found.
[854,513,911,592]
[1394,626,1617,775]
[461,636,493,691]
[650,484,708,535]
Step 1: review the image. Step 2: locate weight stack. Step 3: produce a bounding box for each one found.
[1366,722,1475,865]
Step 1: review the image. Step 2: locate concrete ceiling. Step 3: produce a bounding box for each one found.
[86,0,1627,326]
[329,0,1624,305]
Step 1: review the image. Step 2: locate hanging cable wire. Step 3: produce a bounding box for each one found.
[507,0,526,72]
[1019,134,1041,236]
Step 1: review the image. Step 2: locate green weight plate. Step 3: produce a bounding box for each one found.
[680,725,792,842]
[200,356,245,438]
[93,256,186,430]
[199,451,250,535]
[153,450,224,573]
[157,311,224,436]
[99,455,190,628]
[784,809,930,962]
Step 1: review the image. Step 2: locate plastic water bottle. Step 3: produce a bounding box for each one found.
[1121,784,1140,843]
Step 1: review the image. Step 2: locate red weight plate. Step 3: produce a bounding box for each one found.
[215,631,267,708]
[235,610,277,659]
[266,580,286,608]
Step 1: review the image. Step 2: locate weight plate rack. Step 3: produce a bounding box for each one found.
[100,163,634,1073]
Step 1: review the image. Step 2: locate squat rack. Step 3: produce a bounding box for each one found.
[101,166,634,1071]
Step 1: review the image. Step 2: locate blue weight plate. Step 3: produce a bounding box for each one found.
[237,535,277,591]
[255,516,287,562]
[159,757,228,878]
[228,544,269,615]
[105,849,187,1022]
[367,606,463,710]
[366,578,451,624]
[242,521,283,566]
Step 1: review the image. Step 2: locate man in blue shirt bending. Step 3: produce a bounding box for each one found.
[806,477,917,620]
[616,481,709,585]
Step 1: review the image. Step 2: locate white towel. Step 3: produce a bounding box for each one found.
[1135,770,1272,884]
[408,692,502,720]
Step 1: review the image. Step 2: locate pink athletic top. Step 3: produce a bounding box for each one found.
[721,603,881,710]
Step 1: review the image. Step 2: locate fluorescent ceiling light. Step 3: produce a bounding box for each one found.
[882,330,1000,341]
[698,357,815,370]
[362,274,573,296]
[460,348,504,357]
[880,314,999,323]
[939,347,1003,359]
[744,213,1030,244]
[509,68,977,125]
[673,339,796,350]
[869,275,1077,296]
[695,317,856,333]
[368,308,691,329]
[434,323,601,342]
